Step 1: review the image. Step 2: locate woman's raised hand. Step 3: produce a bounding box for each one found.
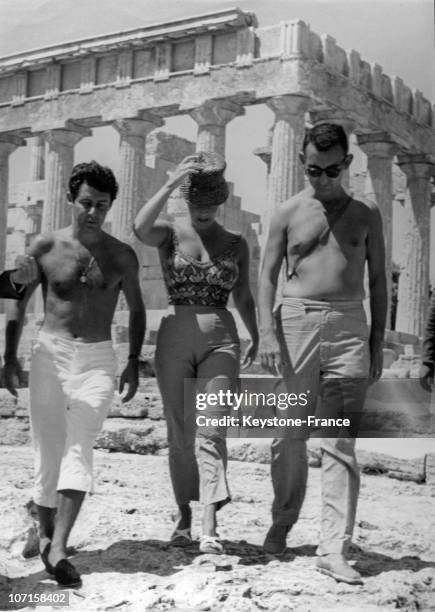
[167,155,201,189]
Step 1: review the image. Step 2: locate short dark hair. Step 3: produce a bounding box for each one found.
[302,123,348,154]
[69,161,119,202]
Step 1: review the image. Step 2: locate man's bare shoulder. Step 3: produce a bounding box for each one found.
[350,195,379,212]
[29,232,57,257]
[349,196,382,222]
[102,232,138,263]
[223,227,242,240]
[272,190,313,223]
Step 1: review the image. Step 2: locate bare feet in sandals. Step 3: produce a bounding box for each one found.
[170,504,192,547]
[200,502,224,554]
[199,535,224,554]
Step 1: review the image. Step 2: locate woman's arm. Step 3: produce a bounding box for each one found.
[133,155,200,247]
[232,237,259,368]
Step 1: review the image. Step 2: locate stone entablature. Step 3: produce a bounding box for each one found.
[0,8,255,105]
[0,10,432,156]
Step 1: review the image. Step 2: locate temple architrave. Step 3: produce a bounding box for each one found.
[0,8,433,335]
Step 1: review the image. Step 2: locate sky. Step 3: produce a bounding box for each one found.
[1,0,434,274]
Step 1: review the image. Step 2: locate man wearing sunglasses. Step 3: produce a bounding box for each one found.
[259,123,387,584]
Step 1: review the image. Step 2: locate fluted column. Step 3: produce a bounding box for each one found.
[189,99,244,156]
[309,110,356,191]
[0,138,21,272]
[253,127,273,245]
[267,95,310,208]
[357,133,398,317]
[113,115,163,243]
[264,95,310,300]
[42,128,89,232]
[189,100,244,224]
[253,145,271,248]
[28,134,45,181]
[395,154,434,336]
[261,94,310,262]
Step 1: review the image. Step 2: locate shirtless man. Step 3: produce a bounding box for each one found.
[258,123,387,584]
[4,161,145,587]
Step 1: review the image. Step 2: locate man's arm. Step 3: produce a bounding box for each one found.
[420,294,435,391]
[0,255,40,299]
[118,247,146,403]
[4,280,40,396]
[258,208,288,374]
[231,237,259,368]
[11,255,40,289]
[366,204,388,383]
[4,239,46,395]
[0,271,24,300]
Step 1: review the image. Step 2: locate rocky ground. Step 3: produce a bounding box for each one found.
[1,442,435,612]
[1,363,435,612]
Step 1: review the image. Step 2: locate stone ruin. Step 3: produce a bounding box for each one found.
[0,7,433,372]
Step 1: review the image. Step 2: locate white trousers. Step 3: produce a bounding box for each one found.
[29,331,117,507]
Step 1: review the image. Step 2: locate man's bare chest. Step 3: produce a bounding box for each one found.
[287,212,367,258]
[42,250,121,295]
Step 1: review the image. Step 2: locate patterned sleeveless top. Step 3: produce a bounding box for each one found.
[161,227,241,307]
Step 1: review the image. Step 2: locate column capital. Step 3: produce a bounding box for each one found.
[44,128,87,149]
[357,133,399,158]
[308,108,357,135]
[113,116,163,139]
[0,133,25,160]
[396,153,435,181]
[0,140,19,159]
[266,95,311,122]
[189,99,245,127]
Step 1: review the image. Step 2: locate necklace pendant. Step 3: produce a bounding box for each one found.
[80,274,88,284]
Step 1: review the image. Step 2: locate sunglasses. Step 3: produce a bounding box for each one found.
[304,156,348,178]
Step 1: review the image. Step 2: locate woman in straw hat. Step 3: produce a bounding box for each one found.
[134,152,258,554]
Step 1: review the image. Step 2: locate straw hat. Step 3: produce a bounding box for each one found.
[179,151,229,206]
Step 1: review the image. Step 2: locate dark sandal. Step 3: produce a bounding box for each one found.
[170,528,193,547]
[53,559,82,587]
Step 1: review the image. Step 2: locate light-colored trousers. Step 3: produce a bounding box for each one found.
[272,298,370,556]
[29,330,117,507]
[155,305,240,509]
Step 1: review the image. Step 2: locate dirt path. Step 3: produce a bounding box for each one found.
[1,446,434,611]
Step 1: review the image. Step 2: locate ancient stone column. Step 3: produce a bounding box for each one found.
[0,138,20,272]
[28,134,45,181]
[260,94,310,264]
[112,115,163,244]
[395,154,434,337]
[253,145,271,248]
[267,95,310,208]
[357,133,398,317]
[42,128,89,232]
[189,99,244,224]
[189,99,244,156]
[264,95,310,299]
